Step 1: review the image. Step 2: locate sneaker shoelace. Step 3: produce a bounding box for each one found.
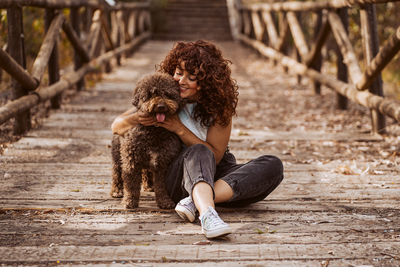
[202,208,227,229]
[180,196,193,206]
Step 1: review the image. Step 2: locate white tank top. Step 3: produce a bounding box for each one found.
[178,103,208,141]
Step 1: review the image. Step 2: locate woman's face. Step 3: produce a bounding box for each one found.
[173,61,200,101]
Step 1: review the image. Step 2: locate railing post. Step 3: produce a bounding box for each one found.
[102,10,113,73]
[336,8,348,110]
[45,8,61,109]
[7,6,31,134]
[111,11,122,66]
[311,11,323,95]
[295,12,302,85]
[360,4,386,134]
[70,7,85,91]
[279,11,289,73]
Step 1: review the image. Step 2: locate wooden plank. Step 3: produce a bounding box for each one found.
[0,242,399,263]
[2,198,400,212]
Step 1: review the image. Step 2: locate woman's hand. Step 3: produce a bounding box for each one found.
[156,114,184,134]
[137,111,157,126]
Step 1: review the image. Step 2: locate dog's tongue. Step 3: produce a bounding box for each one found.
[156,113,165,122]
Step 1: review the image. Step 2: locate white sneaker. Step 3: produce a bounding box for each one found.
[200,206,232,239]
[175,196,197,222]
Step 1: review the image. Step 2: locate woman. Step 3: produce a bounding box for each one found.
[111,40,284,239]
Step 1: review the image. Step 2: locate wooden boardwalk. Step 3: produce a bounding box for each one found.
[1,41,400,266]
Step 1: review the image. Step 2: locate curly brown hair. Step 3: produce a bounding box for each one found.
[157,40,239,127]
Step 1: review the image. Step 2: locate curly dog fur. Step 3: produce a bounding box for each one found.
[110,73,183,209]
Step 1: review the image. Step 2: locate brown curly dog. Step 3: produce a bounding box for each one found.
[110,73,184,209]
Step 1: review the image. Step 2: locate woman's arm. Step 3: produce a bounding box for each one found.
[158,115,231,164]
[111,107,139,135]
[112,106,160,136]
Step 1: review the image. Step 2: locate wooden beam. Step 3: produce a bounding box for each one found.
[308,11,325,95]
[356,25,400,91]
[328,11,362,84]
[251,11,265,41]
[276,13,289,53]
[111,11,122,65]
[62,20,90,63]
[261,11,278,48]
[88,10,103,58]
[238,34,400,124]
[0,49,38,91]
[305,12,331,67]
[101,13,114,51]
[286,11,309,62]
[242,10,253,37]
[101,11,113,72]
[31,12,65,83]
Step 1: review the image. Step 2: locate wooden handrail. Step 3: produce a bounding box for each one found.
[0,0,151,134]
[239,35,400,122]
[0,0,149,9]
[236,0,400,134]
[239,0,400,12]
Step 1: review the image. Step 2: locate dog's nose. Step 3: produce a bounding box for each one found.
[155,103,168,113]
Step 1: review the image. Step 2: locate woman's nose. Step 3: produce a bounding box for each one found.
[179,76,186,84]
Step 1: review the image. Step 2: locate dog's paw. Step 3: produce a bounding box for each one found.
[156,199,176,210]
[110,187,124,198]
[122,198,138,209]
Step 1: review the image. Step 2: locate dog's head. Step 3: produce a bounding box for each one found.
[132,73,183,122]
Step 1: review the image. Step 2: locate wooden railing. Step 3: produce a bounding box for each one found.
[0,0,151,134]
[235,0,400,134]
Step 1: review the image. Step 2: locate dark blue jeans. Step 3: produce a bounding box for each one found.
[165,144,284,207]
